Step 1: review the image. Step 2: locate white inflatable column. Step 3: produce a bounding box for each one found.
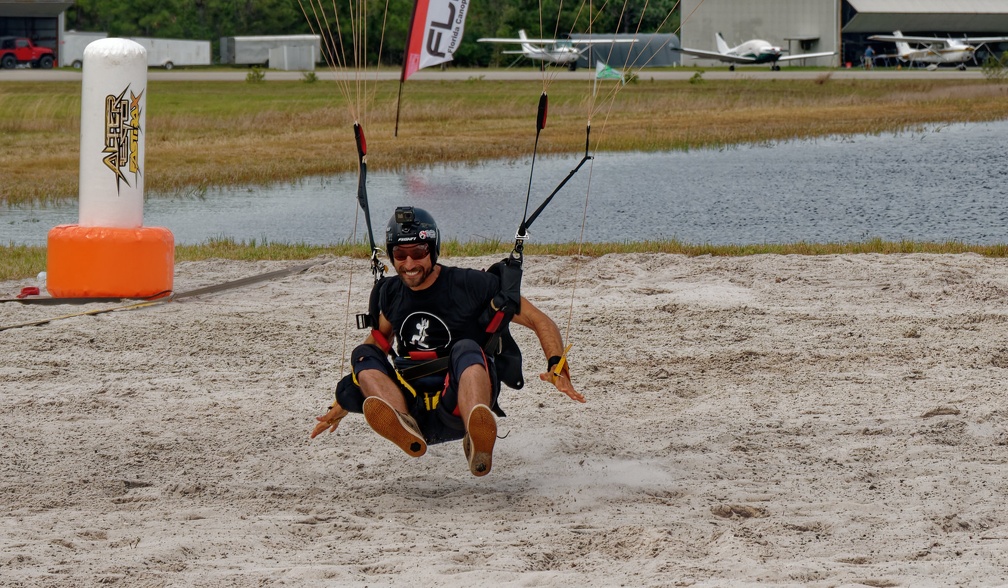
[78,38,147,228]
[46,38,174,299]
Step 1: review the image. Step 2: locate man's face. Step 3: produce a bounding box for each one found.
[392,243,434,289]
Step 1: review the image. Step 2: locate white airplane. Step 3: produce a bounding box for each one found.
[477,29,636,71]
[675,32,835,70]
[867,31,1008,70]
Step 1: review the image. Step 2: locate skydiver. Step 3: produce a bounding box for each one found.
[311,206,584,476]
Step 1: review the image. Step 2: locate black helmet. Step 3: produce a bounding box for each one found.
[386,206,440,264]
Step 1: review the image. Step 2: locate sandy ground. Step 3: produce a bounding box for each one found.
[2,253,1008,587]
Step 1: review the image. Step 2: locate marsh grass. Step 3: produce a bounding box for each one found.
[3,78,1008,205]
[4,238,1008,283]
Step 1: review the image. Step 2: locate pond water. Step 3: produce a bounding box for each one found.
[4,120,1007,246]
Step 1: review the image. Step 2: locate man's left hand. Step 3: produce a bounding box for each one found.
[540,370,585,403]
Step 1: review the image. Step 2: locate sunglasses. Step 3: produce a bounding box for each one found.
[392,243,430,261]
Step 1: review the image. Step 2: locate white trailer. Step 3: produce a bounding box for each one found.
[59,31,210,69]
[130,37,211,69]
[60,31,107,68]
[220,35,321,69]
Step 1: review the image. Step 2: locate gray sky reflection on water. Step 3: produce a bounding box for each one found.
[4,120,1007,246]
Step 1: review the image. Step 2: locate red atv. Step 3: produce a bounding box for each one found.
[0,37,55,69]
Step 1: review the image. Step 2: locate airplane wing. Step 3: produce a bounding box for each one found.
[960,36,1008,43]
[567,38,639,45]
[869,34,1008,45]
[673,46,755,64]
[478,37,557,44]
[478,36,637,45]
[777,51,836,62]
[868,34,949,45]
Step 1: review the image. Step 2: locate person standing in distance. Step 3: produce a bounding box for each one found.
[312,206,584,476]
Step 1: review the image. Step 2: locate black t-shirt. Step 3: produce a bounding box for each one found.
[378,265,499,357]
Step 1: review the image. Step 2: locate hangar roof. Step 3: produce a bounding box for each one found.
[0,1,73,18]
[845,0,1008,33]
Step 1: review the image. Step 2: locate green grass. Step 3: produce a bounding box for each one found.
[2,245,48,283]
[5,238,1008,283]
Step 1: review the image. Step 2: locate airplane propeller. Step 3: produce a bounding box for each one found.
[971,42,989,66]
[961,45,978,70]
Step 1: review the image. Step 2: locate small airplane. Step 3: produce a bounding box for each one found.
[867,31,1008,70]
[675,32,835,70]
[477,29,636,71]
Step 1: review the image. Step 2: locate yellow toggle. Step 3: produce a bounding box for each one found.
[551,343,573,380]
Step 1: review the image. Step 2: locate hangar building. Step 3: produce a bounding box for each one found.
[679,0,1008,68]
[571,33,681,69]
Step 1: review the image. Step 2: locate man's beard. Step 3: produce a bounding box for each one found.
[398,264,433,288]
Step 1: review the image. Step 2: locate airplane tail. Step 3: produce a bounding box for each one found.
[891,30,912,58]
[715,32,730,54]
[518,29,538,56]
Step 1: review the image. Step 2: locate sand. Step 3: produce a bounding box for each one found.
[2,253,1008,587]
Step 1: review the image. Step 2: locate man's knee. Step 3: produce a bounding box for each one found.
[440,340,498,417]
[335,373,365,413]
[450,339,488,375]
[351,343,391,377]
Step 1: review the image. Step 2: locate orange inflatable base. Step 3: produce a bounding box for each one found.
[47,224,175,298]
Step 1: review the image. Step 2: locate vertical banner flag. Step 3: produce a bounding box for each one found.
[402,0,470,80]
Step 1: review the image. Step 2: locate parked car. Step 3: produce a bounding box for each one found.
[0,37,55,69]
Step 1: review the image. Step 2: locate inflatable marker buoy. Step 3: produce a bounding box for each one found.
[46,38,173,299]
[47,225,174,298]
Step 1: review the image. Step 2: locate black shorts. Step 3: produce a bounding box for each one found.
[341,340,501,445]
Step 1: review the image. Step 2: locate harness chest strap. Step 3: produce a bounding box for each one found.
[395,309,509,382]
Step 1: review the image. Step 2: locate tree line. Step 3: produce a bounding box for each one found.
[66,0,679,67]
